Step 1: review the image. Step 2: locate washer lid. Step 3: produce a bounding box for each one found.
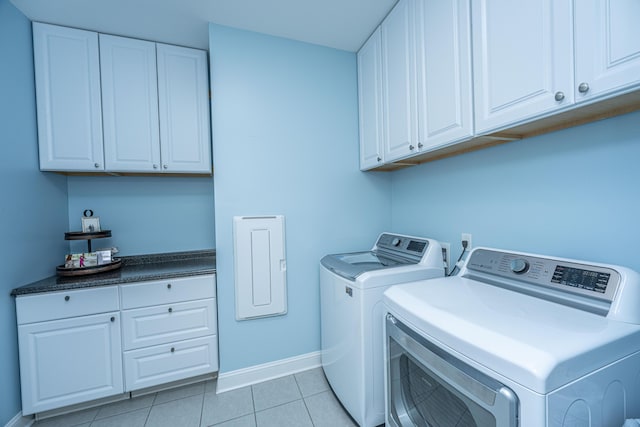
[321,251,411,281]
[384,276,640,394]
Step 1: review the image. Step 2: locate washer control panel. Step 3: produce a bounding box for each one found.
[465,248,620,304]
[375,233,430,262]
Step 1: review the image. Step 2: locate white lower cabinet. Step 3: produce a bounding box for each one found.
[16,274,218,416]
[16,288,123,415]
[120,274,218,392]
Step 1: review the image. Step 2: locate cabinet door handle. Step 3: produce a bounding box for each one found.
[377,156,382,162]
[167,283,172,289]
[64,295,70,301]
[554,91,565,101]
[418,142,424,149]
[409,144,415,151]
[94,163,100,169]
[153,164,158,169]
[578,82,590,93]
[170,347,175,353]
[110,316,115,322]
[168,307,173,313]
[163,165,168,170]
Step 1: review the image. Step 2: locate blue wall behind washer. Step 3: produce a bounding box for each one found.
[209,23,392,373]
[390,110,640,271]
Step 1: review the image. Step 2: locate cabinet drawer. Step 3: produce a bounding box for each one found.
[122,298,217,350]
[16,286,119,324]
[120,275,215,309]
[123,335,218,392]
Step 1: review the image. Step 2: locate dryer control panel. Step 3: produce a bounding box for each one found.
[463,248,622,316]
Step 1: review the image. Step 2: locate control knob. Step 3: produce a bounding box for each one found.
[391,238,402,247]
[510,258,529,274]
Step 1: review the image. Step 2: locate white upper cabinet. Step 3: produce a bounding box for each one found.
[381,0,417,163]
[471,0,573,134]
[574,0,640,102]
[33,23,212,174]
[358,28,384,171]
[358,0,473,168]
[100,35,161,172]
[157,44,212,173]
[414,0,473,151]
[33,23,105,172]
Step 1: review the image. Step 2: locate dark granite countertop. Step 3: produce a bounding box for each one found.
[11,250,216,296]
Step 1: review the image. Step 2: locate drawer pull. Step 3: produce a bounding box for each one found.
[170,347,175,353]
[168,307,173,313]
[167,283,172,289]
[110,316,115,322]
[64,295,70,302]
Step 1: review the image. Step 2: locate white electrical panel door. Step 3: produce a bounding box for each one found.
[233,216,287,320]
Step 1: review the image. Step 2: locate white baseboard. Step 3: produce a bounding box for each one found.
[216,351,321,394]
[4,412,34,427]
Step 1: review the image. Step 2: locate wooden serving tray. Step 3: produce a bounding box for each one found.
[56,258,122,277]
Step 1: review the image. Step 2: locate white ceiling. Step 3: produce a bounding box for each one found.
[9,0,397,52]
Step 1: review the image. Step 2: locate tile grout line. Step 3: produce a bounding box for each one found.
[293,373,316,427]
[198,392,205,427]
[145,393,156,427]
[144,392,157,427]
[250,383,258,427]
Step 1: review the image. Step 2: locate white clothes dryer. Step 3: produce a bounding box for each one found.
[320,233,445,427]
[384,247,640,427]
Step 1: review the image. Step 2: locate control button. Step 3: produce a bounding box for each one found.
[391,238,401,247]
[510,258,529,274]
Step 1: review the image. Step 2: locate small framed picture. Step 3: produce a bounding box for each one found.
[82,216,101,233]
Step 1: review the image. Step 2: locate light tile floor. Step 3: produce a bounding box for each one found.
[33,368,357,427]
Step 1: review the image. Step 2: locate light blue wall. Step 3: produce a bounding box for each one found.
[67,176,215,255]
[0,0,69,424]
[209,23,391,372]
[390,110,640,271]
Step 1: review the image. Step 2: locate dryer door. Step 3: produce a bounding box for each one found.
[386,314,519,427]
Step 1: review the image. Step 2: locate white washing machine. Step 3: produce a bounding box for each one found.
[320,232,445,427]
[384,247,640,427]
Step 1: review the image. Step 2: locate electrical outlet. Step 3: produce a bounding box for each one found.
[440,242,451,275]
[461,233,472,251]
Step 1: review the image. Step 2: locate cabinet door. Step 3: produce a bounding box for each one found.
[358,29,384,170]
[157,44,212,173]
[100,35,161,172]
[33,23,104,172]
[381,0,418,162]
[471,0,573,134]
[18,313,123,415]
[415,0,473,151]
[574,0,640,102]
